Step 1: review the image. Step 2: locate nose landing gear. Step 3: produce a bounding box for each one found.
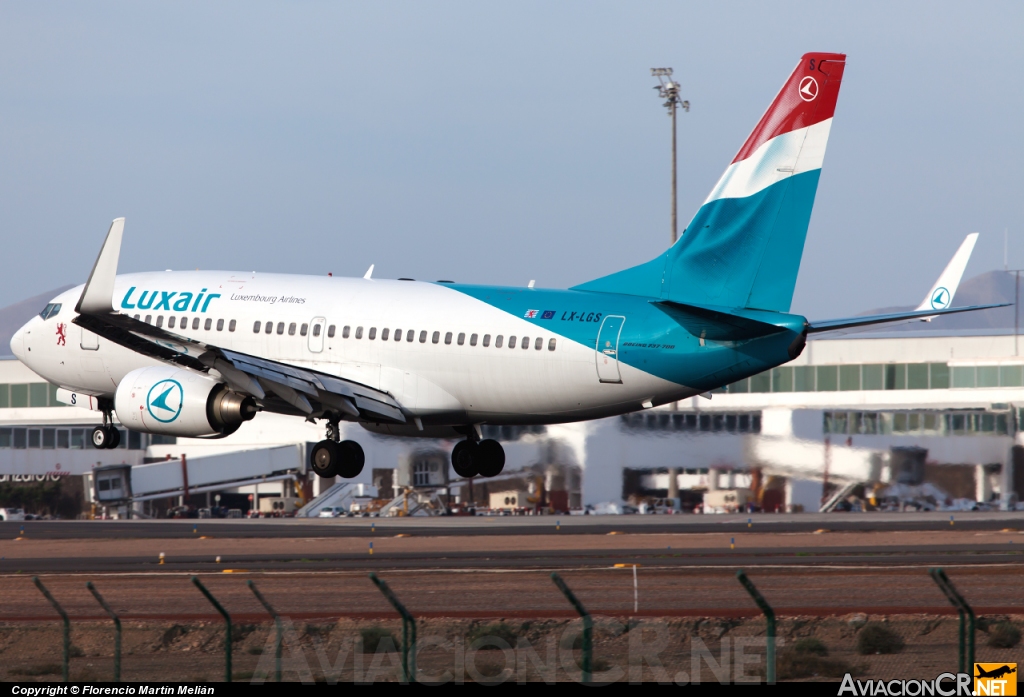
[310,418,365,479]
[92,407,121,449]
[451,438,505,478]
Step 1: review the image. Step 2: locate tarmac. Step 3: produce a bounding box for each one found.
[3,509,1024,538]
[2,511,1023,574]
[2,512,1023,620]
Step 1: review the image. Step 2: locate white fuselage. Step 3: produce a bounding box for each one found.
[12,271,682,430]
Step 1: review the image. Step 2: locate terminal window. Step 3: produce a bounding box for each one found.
[620,411,762,435]
[0,426,165,450]
[0,383,65,408]
[824,410,1009,437]
[726,363,955,394]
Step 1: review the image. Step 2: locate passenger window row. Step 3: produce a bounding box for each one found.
[133,314,236,332]
[128,314,559,352]
[248,321,558,351]
[247,321,323,337]
[336,325,557,351]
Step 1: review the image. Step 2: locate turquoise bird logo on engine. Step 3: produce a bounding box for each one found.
[146,379,184,423]
[930,286,950,310]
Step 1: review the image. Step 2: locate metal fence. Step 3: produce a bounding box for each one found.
[4,568,1021,684]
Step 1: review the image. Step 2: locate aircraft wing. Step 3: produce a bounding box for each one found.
[71,218,406,424]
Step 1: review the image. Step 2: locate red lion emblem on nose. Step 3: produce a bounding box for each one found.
[56,323,66,346]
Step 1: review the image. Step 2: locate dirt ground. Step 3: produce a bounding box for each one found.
[3,528,1022,682]
[1,613,1020,683]
[3,567,1024,621]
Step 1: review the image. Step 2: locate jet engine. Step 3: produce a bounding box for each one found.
[114,366,257,437]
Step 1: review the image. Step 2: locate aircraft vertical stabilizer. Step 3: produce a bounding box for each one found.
[574,53,846,313]
[914,232,978,318]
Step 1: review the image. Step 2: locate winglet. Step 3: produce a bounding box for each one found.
[915,232,979,318]
[363,264,374,280]
[75,218,125,315]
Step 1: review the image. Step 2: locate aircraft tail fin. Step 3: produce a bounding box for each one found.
[914,232,978,318]
[574,53,846,313]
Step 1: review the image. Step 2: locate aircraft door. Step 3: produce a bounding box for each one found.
[308,317,326,353]
[595,315,625,383]
[80,326,99,351]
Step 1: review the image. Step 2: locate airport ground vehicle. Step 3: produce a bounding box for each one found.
[0,508,25,522]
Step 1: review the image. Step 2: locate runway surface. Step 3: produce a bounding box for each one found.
[3,510,1023,539]
[2,513,1023,574]
[4,546,1024,574]
[2,514,1023,621]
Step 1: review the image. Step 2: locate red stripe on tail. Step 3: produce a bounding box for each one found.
[732,52,846,164]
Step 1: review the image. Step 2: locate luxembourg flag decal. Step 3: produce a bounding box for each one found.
[524,309,539,318]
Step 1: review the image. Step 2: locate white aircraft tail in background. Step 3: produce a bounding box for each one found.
[915,232,979,320]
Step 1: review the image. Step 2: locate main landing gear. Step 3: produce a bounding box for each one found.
[91,409,120,450]
[451,438,505,478]
[310,419,365,479]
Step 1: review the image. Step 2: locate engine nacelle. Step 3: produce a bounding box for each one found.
[114,366,257,437]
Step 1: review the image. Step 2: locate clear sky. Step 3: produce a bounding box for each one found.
[0,1,1021,320]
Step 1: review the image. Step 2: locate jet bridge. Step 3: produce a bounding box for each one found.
[89,444,305,512]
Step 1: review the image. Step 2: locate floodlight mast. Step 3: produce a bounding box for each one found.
[651,68,690,245]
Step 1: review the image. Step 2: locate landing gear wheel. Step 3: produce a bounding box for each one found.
[310,440,341,478]
[476,439,505,478]
[337,440,365,479]
[91,425,119,449]
[451,440,478,478]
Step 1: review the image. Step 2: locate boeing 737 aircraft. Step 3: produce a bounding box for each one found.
[10,52,1002,481]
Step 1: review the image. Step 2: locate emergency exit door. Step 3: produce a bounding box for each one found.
[308,317,326,353]
[595,315,625,383]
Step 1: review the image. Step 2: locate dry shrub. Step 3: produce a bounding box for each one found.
[856,623,904,655]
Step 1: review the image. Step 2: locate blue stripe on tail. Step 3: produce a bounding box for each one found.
[572,170,821,313]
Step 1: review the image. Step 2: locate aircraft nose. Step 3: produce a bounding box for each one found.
[10,322,29,362]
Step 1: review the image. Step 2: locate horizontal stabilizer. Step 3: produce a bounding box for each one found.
[806,303,1009,334]
[652,300,791,341]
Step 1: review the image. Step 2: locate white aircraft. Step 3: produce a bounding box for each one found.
[10,53,1001,481]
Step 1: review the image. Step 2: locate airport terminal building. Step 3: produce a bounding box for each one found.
[1,324,1022,514]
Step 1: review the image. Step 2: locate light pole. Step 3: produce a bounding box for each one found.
[652,68,690,245]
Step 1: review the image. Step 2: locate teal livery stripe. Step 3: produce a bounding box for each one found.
[442,283,805,391]
[571,169,822,313]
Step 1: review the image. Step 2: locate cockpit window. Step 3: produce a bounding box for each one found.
[39,303,61,320]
